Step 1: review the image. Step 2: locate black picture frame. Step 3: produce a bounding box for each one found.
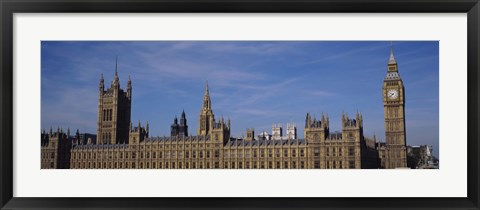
[1,0,479,209]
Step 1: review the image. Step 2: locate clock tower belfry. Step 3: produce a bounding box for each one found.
[382,46,407,168]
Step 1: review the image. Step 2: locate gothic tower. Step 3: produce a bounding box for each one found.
[211,116,231,144]
[179,110,188,137]
[171,110,188,138]
[304,113,329,144]
[286,123,297,140]
[97,58,132,144]
[171,115,179,137]
[246,128,255,141]
[272,124,283,140]
[382,46,407,168]
[342,112,363,168]
[129,121,148,145]
[341,112,363,143]
[198,81,214,136]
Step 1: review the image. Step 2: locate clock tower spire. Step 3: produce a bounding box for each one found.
[382,44,407,168]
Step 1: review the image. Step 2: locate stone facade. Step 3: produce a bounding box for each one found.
[41,128,72,169]
[66,81,379,169]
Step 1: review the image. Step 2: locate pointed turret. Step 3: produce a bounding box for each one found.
[228,116,231,129]
[356,111,361,128]
[204,81,210,113]
[326,113,330,127]
[388,42,397,65]
[387,42,400,75]
[75,129,80,141]
[180,109,187,126]
[115,56,119,77]
[202,80,212,111]
[127,75,132,99]
[305,113,311,128]
[113,56,120,87]
[205,80,209,95]
[321,113,325,124]
[99,73,104,91]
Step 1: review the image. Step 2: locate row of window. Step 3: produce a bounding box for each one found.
[103,109,113,121]
[71,160,312,169]
[41,152,55,159]
[222,149,306,158]
[71,147,357,160]
[71,150,221,160]
[101,132,112,142]
[326,148,356,157]
[70,160,358,169]
[326,160,356,169]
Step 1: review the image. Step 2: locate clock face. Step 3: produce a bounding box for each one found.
[387,89,399,100]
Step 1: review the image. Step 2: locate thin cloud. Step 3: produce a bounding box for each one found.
[304,44,386,64]
[310,90,335,97]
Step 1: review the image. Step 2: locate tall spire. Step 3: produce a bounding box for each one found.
[202,80,211,110]
[205,80,209,95]
[126,74,132,99]
[115,56,118,77]
[113,56,120,87]
[99,73,104,91]
[198,80,214,136]
[388,42,397,65]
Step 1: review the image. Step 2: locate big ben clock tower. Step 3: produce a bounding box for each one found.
[383,46,407,168]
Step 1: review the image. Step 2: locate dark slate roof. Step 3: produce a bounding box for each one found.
[142,135,210,143]
[224,138,306,147]
[72,144,129,150]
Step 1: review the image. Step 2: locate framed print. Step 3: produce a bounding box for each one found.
[1,0,479,209]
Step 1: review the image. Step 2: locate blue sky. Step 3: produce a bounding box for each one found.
[41,41,439,157]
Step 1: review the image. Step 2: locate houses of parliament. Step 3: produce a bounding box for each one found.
[41,49,408,169]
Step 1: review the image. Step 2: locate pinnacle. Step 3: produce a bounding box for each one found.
[388,43,397,65]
